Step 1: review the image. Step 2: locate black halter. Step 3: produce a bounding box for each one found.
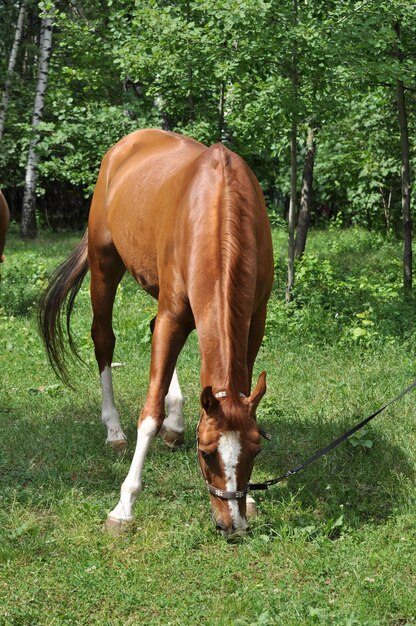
[205,482,249,500]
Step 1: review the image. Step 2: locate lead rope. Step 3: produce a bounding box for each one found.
[249,378,416,491]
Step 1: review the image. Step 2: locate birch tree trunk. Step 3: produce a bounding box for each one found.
[0,2,27,142]
[21,15,54,239]
[285,0,298,303]
[295,126,316,258]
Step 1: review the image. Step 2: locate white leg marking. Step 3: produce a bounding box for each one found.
[108,416,157,522]
[218,432,248,531]
[163,368,185,433]
[246,494,257,518]
[100,365,126,443]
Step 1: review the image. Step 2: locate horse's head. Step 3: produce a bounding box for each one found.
[197,372,267,537]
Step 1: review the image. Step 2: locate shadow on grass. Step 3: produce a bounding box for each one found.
[251,413,414,529]
[0,395,413,535]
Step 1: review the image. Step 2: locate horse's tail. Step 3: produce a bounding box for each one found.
[39,230,89,386]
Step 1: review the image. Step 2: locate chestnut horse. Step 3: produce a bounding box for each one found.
[39,129,274,536]
[0,191,10,262]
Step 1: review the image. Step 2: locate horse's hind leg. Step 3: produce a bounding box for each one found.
[149,317,185,449]
[161,368,185,449]
[90,243,126,451]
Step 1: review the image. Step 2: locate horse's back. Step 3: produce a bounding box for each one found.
[88,130,206,275]
[105,128,205,206]
[0,191,10,261]
[88,130,272,303]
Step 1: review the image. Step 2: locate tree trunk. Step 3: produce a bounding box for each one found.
[186,0,194,125]
[397,79,412,291]
[394,22,412,291]
[188,65,194,124]
[0,2,27,142]
[380,186,392,236]
[21,15,54,239]
[286,0,298,303]
[218,80,225,141]
[295,125,316,258]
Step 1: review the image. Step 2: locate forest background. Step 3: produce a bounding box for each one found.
[1,3,416,624]
[1,0,415,297]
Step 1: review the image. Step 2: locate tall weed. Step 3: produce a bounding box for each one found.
[267,228,414,348]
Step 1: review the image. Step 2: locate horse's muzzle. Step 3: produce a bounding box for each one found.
[215,518,248,540]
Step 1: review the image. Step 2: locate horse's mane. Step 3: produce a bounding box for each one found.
[214,145,258,398]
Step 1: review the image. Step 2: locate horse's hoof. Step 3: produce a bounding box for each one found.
[159,426,184,450]
[102,516,132,535]
[246,495,257,518]
[107,438,128,453]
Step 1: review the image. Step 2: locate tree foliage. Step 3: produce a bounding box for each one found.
[0,0,415,265]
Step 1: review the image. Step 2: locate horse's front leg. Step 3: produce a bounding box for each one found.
[105,311,190,531]
[245,300,269,519]
[160,368,185,448]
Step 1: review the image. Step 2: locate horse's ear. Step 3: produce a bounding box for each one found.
[201,386,220,415]
[247,371,267,415]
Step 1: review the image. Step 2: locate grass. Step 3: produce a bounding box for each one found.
[0,225,415,625]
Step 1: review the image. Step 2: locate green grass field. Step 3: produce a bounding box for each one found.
[0,226,415,625]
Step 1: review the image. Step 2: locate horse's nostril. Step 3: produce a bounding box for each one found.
[216,520,228,532]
